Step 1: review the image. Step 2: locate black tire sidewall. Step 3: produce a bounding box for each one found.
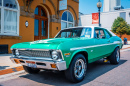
[110,47,120,64]
[65,54,87,82]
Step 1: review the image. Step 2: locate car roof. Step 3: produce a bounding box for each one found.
[61,26,116,36]
[61,26,106,30]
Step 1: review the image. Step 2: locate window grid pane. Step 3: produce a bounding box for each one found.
[68,12,73,22]
[41,9,46,17]
[0,0,1,6]
[4,9,17,33]
[62,11,67,21]
[61,22,67,30]
[35,7,38,15]
[61,11,74,29]
[4,0,18,9]
[34,19,39,36]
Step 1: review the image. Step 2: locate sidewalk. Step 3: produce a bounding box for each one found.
[0,44,130,76]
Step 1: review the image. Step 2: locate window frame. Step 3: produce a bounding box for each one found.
[0,0,20,36]
[94,29,106,39]
[61,10,74,30]
[104,29,112,39]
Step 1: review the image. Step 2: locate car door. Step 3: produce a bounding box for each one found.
[93,28,111,58]
[103,29,114,54]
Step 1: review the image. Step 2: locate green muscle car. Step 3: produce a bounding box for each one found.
[10,26,123,82]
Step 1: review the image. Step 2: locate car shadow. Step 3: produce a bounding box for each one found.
[19,59,127,86]
[0,66,9,70]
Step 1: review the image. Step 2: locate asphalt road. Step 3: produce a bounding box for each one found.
[0,51,130,86]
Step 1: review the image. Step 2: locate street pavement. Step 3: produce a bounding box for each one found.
[0,50,130,86]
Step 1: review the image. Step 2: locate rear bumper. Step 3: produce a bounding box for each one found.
[10,57,67,71]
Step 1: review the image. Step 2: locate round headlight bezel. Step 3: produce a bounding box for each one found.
[15,49,19,56]
[52,51,59,60]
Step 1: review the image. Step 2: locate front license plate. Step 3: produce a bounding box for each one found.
[26,61,37,68]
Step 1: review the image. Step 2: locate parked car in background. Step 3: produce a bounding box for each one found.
[10,26,123,82]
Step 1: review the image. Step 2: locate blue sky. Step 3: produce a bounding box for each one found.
[79,0,130,14]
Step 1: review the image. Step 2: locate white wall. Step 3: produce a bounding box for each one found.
[103,0,121,12]
[80,9,130,30]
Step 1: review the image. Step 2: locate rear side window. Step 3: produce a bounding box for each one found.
[104,30,111,39]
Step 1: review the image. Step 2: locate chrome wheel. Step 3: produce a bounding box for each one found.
[116,50,120,62]
[74,59,86,78]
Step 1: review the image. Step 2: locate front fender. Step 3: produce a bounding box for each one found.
[65,49,88,69]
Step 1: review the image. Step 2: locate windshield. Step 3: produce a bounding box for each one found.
[55,27,92,38]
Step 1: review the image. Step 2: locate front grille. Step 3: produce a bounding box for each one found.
[18,50,51,58]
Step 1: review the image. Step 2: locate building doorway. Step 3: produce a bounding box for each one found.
[34,6,48,41]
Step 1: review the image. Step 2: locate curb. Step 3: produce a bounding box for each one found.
[0,70,25,82]
[121,47,130,50]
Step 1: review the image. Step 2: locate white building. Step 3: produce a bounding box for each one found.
[80,9,130,30]
[104,0,121,12]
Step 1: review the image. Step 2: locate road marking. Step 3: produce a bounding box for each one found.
[0,66,23,75]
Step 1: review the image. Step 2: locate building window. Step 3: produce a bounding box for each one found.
[120,12,126,21]
[0,0,19,36]
[61,11,74,30]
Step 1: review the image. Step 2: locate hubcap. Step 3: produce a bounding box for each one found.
[74,59,86,78]
[116,50,120,62]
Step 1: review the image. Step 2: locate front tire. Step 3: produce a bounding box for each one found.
[109,47,120,65]
[23,65,40,74]
[65,54,87,83]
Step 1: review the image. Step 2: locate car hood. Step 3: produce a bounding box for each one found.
[11,38,77,50]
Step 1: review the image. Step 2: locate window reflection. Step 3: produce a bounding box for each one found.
[41,9,46,17]
[61,11,74,30]
[4,10,17,33]
[62,11,67,21]
[0,0,1,6]
[68,12,73,22]
[34,19,39,36]
[35,7,38,15]
[4,0,18,9]
[42,20,46,36]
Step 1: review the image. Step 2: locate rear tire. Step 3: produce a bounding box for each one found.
[108,47,120,65]
[23,65,40,74]
[65,54,87,83]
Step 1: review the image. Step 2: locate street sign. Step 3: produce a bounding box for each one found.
[59,0,67,11]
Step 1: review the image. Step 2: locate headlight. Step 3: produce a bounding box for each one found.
[52,51,59,60]
[15,49,19,56]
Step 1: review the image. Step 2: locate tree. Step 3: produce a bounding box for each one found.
[112,17,130,38]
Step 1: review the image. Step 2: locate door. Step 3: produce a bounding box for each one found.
[93,29,110,58]
[34,6,48,41]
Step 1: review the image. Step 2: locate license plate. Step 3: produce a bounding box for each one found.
[26,61,37,68]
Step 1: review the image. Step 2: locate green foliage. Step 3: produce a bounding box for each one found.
[112,17,130,37]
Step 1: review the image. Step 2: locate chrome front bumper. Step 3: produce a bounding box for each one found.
[10,57,67,71]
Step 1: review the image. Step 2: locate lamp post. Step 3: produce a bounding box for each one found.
[97,0,102,27]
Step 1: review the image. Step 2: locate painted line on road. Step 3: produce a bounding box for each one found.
[0,66,23,75]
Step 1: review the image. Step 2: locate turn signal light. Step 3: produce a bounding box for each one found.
[14,59,21,64]
[51,64,57,68]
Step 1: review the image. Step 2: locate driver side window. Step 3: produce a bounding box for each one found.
[95,29,105,39]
